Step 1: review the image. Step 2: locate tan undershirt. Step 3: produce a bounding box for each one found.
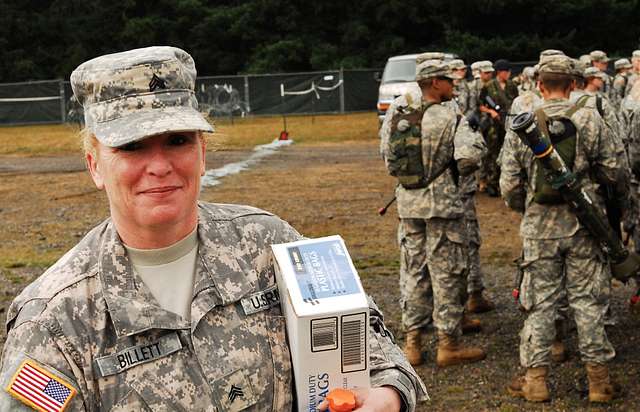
[124,228,198,319]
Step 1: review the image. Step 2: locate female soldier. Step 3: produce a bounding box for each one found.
[0,46,426,411]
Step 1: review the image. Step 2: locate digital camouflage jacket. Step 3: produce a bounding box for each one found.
[0,202,427,411]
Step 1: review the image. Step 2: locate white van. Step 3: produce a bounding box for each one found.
[376,54,420,124]
[376,53,458,124]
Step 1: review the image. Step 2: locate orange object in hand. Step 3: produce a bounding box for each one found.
[326,388,356,412]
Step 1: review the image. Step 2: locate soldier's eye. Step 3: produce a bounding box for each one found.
[118,142,142,151]
[168,134,191,146]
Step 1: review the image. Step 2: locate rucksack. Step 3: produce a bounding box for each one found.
[386,96,460,189]
[532,98,588,204]
[385,95,436,189]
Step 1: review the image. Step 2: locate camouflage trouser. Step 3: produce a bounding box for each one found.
[462,192,484,294]
[481,124,504,191]
[518,233,615,367]
[399,217,468,335]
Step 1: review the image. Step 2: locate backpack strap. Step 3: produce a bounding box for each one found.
[565,94,589,118]
[596,95,604,117]
[534,108,551,140]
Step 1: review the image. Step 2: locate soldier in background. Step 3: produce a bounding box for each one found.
[479,59,519,196]
[380,57,487,368]
[472,61,496,192]
[590,50,614,101]
[612,58,633,109]
[467,61,482,116]
[502,55,627,404]
[448,61,496,315]
[517,66,536,94]
[451,59,472,117]
[624,50,640,97]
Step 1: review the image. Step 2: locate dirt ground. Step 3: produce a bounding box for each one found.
[2,139,640,411]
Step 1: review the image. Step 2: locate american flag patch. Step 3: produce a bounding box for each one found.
[5,360,76,412]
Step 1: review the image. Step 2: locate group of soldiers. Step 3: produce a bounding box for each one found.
[379,48,640,404]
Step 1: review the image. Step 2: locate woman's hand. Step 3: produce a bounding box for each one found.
[317,386,402,412]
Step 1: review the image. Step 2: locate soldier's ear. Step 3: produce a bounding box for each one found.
[199,132,206,176]
[86,150,105,190]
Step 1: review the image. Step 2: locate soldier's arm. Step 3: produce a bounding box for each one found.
[590,113,631,206]
[453,115,487,176]
[379,102,395,160]
[499,131,527,213]
[366,297,428,412]
[467,83,478,117]
[0,320,87,411]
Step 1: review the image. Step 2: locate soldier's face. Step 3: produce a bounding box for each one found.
[593,61,608,71]
[480,71,493,82]
[438,77,455,100]
[87,132,206,241]
[497,70,511,81]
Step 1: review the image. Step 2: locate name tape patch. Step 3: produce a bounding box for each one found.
[240,285,281,315]
[6,359,76,412]
[94,332,182,377]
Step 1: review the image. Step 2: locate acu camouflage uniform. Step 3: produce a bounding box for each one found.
[500,96,628,368]
[612,72,631,109]
[454,79,473,119]
[0,203,427,411]
[380,94,485,334]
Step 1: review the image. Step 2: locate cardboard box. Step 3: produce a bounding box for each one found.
[271,235,370,412]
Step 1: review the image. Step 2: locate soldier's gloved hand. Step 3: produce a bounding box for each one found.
[317,387,402,412]
[396,119,410,132]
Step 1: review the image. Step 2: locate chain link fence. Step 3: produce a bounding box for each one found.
[0,69,381,126]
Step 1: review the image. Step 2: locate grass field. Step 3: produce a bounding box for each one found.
[0,112,382,268]
[0,112,379,156]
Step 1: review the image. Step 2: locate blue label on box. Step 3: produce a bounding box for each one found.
[287,239,360,301]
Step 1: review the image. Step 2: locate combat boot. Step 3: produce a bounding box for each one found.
[508,367,550,402]
[586,362,617,403]
[436,332,486,367]
[403,330,423,366]
[466,291,496,313]
[461,313,482,334]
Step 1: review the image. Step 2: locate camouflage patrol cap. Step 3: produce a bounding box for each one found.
[522,66,535,78]
[589,50,609,62]
[584,67,607,80]
[71,46,213,147]
[572,59,586,78]
[615,58,632,70]
[415,52,445,65]
[539,49,565,59]
[415,59,462,81]
[579,54,592,66]
[538,55,574,75]
[478,61,494,73]
[449,59,466,70]
[633,50,640,59]
[470,61,482,70]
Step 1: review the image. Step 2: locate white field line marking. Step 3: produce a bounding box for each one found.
[201,139,294,187]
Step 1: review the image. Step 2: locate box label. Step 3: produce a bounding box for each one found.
[341,313,367,373]
[287,239,360,301]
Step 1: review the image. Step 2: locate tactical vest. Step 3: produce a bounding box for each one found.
[532,97,588,204]
[386,96,437,189]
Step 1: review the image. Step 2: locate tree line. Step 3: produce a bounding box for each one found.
[1,0,639,82]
